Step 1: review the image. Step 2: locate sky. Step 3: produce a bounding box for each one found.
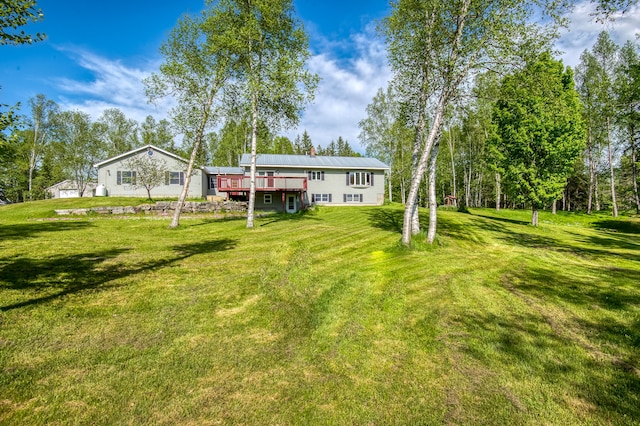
[1,0,639,154]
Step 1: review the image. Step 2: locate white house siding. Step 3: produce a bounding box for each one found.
[252,166,385,208]
[96,148,203,198]
[305,169,384,206]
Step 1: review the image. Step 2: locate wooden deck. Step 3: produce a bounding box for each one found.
[216,175,307,192]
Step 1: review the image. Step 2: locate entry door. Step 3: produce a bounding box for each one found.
[286,194,297,213]
[259,171,275,188]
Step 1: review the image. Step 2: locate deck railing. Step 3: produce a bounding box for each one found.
[216,175,307,192]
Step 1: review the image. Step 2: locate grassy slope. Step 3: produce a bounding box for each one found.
[0,200,638,425]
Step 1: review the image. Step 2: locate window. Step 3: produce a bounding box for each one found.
[264,194,272,204]
[343,193,364,203]
[347,171,372,187]
[308,171,325,181]
[312,193,332,203]
[209,176,217,189]
[117,171,136,185]
[165,171,185,185]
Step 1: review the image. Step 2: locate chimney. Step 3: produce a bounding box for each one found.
[310,147,316,157]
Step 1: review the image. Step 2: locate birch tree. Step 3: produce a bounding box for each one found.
[52,110,105,197]
[614,40,640,213]
[359,86,413,203]
[145,7,233,229]
[382,0,567,245]
[208,0,317,229]
[98,108,139,157]
[576,50,604,214]
[26,94,57,200]
[592,32,620,217]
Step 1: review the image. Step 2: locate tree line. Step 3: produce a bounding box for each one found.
[0,97,360,202]
[360,25,639,240]
[3,0,637,238]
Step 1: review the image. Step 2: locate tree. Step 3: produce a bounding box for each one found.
[492,53,585,226]
[26,94,57,200]
[122,155,169,200]
[145,6,233,229]
[141,115,176,151]
[614,40,640,213]
[592,32,620,217]
[359,85,412,202]
[51,110,105,197]
[213,0,318,229]
[0,0,45,45]
[98,108,139,157]
[576,49,604,214]
[211,119,250,166]
[271,136,294,154]
[1,0,46,157]
[298,130,313,154]
[382,0,567,245]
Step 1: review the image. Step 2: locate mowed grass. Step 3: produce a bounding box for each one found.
[0,200,638,425]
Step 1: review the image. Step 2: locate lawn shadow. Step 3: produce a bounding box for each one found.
[367,207,518,245]
[592,219,640,234]
[258,210,321,227]
[483,265,640,418]
[0,238,237,311]
[367,208,404,233]
[0,220,94,241]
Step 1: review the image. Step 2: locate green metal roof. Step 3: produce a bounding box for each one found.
[238,154,389,170]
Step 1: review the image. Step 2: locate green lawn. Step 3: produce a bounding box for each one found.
[1,200,639,425]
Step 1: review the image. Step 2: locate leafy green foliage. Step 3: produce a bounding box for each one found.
[0,0,45,45]
[492,53,585,224]
[122,155,169,200]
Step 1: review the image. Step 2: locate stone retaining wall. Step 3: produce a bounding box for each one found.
[55,201,248,216]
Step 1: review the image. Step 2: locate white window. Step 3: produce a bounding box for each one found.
[343,194,364,203]
[308,171,325,181]
[117,171,136,185]
[348,171,371,187]
[166,172,185,185]
[264,194,272,204]
[312,193,331,203]
[209,176,217,189]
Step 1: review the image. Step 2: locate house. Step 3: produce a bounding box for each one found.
[214,151,389,213]
[94,145,389,212]
[46,180,97,198]
[94,145,204,198]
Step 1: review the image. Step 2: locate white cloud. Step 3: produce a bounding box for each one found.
[557,1,640,67]
[285,27,391,153]
[55,39,390,154]
[54,47,172,123]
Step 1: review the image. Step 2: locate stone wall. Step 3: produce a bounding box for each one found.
[55,201,248,216]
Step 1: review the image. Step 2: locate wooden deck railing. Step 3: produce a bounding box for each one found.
[216,175,307,192]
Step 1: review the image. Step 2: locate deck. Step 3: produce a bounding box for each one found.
[216,175,307,192]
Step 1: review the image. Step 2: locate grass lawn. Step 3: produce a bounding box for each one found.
[0,199,638,425]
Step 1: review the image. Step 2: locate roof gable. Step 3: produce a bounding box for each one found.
[94,145,187,168]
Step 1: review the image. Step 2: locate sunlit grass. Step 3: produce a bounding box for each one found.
[0,200,638,424]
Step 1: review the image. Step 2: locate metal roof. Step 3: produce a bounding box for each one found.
[203,166,244,175]
[238,154,389,170]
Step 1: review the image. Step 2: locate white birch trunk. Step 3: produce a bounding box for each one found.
[401,96,447,246]
[427,142,439,244]
[246,92,259,229]
[606,117,618,217]
[495,172,501,211]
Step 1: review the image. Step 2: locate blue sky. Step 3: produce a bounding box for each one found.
[1,0,639,152]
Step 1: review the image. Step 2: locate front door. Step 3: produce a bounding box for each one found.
[286,194,297,213]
